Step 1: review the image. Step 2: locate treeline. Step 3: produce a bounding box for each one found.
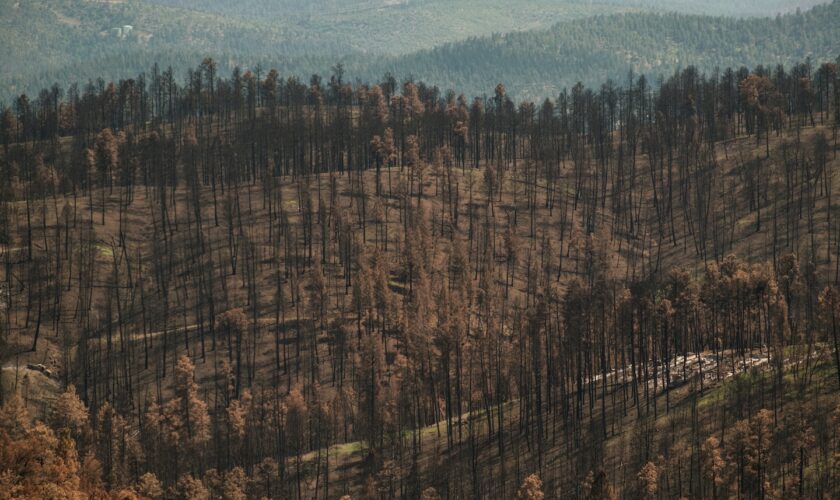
[1,55,840,497]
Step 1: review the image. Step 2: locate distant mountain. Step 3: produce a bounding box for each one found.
[350,0,840,98]
[0,0,634,99]
[586,0,828,17]
[137,0,834,57]
[1,0,837,102]
[0,0,344,96]
[143,0,831,22]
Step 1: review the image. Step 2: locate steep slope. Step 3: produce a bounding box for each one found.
[1,50,839,497]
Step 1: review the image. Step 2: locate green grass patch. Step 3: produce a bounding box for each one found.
[698,357,837,410]
[387,280,406,290]
[300,439,366,463]
[95,242,114,258]
[698,366,770,409]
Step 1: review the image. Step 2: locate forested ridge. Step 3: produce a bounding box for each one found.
[141,0,828,20]
[0,0,631,100]
[367,0,840,98]
[3,0,838,102]
[1,54,840,498]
